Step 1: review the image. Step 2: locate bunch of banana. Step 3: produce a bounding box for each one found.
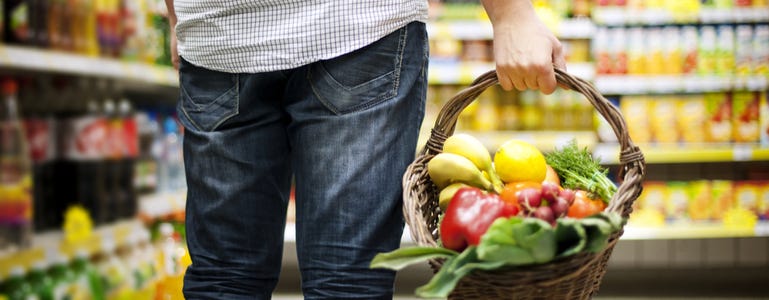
[427,134,505,209]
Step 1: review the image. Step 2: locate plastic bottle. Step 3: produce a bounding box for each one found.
[158,117,185,193]
[3,0,33,45]
[117,99,138,219]
[0,78,34,251]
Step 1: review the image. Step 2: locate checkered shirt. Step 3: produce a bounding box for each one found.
[173,0,429,73]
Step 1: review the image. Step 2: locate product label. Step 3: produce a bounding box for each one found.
[61,116,108,161]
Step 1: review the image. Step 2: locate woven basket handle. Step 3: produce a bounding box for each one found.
[422,68,646,217]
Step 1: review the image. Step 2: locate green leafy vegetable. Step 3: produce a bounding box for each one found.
[545,140,617,203]
[554,217,587,257]
[370,246,458,270]
[477,217,556,265]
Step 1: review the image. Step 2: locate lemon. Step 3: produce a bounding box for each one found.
[493,140,547,183]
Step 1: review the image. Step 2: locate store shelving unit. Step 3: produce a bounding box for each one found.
[0,45,178,87]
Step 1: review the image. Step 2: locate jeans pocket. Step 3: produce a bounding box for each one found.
[178,58,240,132]
[308,25,408,115]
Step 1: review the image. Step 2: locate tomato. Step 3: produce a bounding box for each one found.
[499,181,541,208]
[543,164,560,186]
[567,190,607,219]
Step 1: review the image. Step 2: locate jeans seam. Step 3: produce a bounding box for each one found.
[180,73,241,132]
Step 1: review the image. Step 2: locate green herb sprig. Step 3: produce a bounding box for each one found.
[545,140,616,203]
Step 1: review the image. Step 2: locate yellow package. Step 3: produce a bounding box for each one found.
[704,93,732,143]
[734,181,761,217]
[650,96,680,143]
[761,92,769,146]
[640,181,668,217]
[710,180,735,220]
[666,181,690,221]
[688,180,712,221]
[676,95,707,143]
[758,181,769,220]
[621,96,653,143]
[732,91,760,143]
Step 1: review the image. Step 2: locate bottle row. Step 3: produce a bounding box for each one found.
[593,24,769,76]
[0,76,185,253]
[426,84,596,133]
[614,91,767,145]
[594,0,769,25]
[634,179,769,224]
[2,0,172,66]
[430,37,592,65]
[0,222,187,300]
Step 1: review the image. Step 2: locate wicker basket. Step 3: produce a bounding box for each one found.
[402,69,646,299]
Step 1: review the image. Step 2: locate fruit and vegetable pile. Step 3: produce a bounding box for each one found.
[371,134,625,298]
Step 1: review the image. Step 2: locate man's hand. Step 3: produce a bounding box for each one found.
[165,0,179,69]
[481,0,566,94]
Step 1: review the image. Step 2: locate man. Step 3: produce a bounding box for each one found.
[165,0,565,299]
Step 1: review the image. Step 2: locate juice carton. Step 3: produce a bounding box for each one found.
[682,26,699,74]
[688,180,712,221]
[715,25,736,76]
[662,26,683,74]
[760,92,769,146]
[698,26,718,75]
[758,181,769,220]
[640,181,668,217]
[666,181,690,221]
[621,96,653,143]
[650,96,680,143]
[754,25,769,76]
[734,181,761,217]
[704,92,732,143]
[732,91,760,143]
[646,27,665,75]
[627,27,646,75]
[676,95,707,143]
[734,25,754,76]
[710,180,735,220]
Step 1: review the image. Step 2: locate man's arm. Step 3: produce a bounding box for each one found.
[480,0,566,94]
[165,0,179,69]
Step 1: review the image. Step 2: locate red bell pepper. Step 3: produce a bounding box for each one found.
[439,187,520,252]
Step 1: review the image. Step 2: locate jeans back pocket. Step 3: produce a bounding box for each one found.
[308,25,408,115]
[178,58,240,132]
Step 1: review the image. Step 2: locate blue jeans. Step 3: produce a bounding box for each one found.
[177,21,428,299]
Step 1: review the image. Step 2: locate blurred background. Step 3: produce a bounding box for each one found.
[0,0,768,299]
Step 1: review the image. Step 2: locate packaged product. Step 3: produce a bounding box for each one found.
[688,180,712,221]
[662,26,683,74]
[676,95,707,143]
[666,181,690,221]
[704,92,732,143]
[640,181,668,217]
[734,25,754,76]
[732,91,760,143]
[620,96,653,143]
[646,27,665,75]
[760,92,769,146]
[611,27,628,74]
[681,26,699,74]
[650,96,679,143]
[734,181,761,217]
[754,25,769,76]
[715,25,736,76]
[627,27,646,75]
[710,180,735,220]
[698,26,718,75]
[758,181,769,220]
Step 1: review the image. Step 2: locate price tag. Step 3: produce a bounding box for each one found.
[732,144,752,161]
[755,222,769,237]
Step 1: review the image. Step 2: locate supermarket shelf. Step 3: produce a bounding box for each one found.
[622,221,769,240]
[0,219,147,277]
[593,143,769,164]
[593,7,769,26]
[0,45,178,87]
[429,62,595,85]
[595,75,769,95]
[456,130,598,153]
[427,18,596,40]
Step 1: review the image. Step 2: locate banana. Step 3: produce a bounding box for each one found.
[443,134,504,193]
[439,183,471,210]
[427,152,492,190]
